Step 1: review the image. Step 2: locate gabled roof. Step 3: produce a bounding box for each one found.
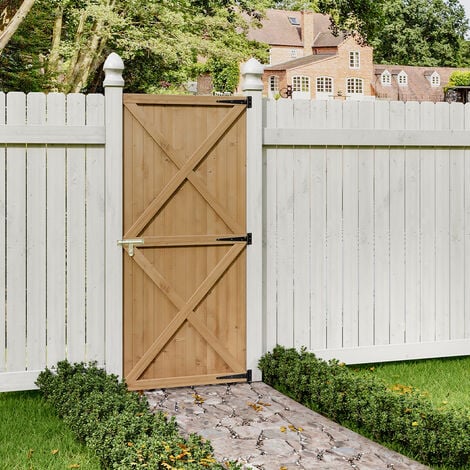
[247,9,332,47]
[264,53,335,71]
[313,31,344,48]
[374,64,464,102]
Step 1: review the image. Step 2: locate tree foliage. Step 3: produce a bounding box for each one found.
[0,0,269,93]
[271,0,469,67]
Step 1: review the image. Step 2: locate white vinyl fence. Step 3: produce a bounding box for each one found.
[262,98,470,364]
[0,54,123,392]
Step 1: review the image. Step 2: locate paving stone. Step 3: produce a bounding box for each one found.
[260,438,296,456]
[145,383,430,470]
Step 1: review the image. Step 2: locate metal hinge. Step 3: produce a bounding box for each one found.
[216,96,252,108]
[216,233,252,245]
[216,369,252,383]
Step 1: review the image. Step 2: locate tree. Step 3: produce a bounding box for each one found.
[0,0,269,93]
[372,0,468,66]
[270,0,469,67]
[0,0,36,53]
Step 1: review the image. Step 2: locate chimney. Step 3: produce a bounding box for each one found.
[301,11,314,56]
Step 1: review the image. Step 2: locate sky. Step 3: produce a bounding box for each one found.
[462,0,470,22]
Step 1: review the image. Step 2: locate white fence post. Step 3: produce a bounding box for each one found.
[242,58,264,381]
[103,53,124,378]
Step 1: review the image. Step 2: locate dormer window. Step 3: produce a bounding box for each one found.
[381,70,392,86]
[430,71,440,87]
[397,71,408,86]
[349,51,360,69]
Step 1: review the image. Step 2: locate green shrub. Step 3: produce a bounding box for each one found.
[36,361,239,469]
[259,346,470,468]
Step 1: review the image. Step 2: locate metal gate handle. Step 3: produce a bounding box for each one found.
[117,238,144,257]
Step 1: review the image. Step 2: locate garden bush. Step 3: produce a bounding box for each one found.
[36,361,239,469]
[259,346,470,468]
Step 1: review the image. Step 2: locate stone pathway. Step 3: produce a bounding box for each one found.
[145,382,430,470]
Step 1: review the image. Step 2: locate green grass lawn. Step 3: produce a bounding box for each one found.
[0,390,101,470]
[350,355,470,411]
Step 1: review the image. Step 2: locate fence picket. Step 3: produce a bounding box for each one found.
[6,92,27,373]
[66,94,87,363]
[26,93,47,371]
[46,93,67,367]
[0,93,5,373]
[85,94,106,363]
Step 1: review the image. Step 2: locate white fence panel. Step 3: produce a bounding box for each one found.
[0,83,121,391]
[263,99,470,364]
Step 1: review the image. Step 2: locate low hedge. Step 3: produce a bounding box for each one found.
[259,346,470,469]
[36,361,239,469]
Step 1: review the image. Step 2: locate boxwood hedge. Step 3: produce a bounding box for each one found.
[36,361,239,469]
[259,346,470,469]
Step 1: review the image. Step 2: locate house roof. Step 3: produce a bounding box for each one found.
[247,9,332,47]
[374,64,464,102]
[264,53,335,71]
[313,31,344,48]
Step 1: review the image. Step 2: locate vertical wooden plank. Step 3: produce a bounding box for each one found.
[275,100,294,347]
[310,147,327,351]
[449,103,465,340]
[66,93,86,363]
[374,101,391,346]
[419,102,436,343]
[435,103,451,341]
[464,103,470,340]
[46,93,67,367]
[85,94,106,363]
[293,100,311,348]
[389,101,406,345]
[264,100,278,352]
[0,92,5,372]
[404,101,421,344]
[357,102,374,347]
[6,92,27,372]
[26,93,47,371]
[342,101,360,349]
[325,101,343,349]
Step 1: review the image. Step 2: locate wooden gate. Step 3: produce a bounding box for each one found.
[122,95,249,390]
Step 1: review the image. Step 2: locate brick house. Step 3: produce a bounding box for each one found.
[246,8,468,102]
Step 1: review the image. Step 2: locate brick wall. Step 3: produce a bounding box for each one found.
[263,37,375,100]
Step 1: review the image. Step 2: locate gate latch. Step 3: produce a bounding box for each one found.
[117,238,144,257]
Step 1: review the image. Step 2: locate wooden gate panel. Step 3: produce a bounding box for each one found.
[123,95,247,390]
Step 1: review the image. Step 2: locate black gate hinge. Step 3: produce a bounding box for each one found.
[216,96,252,108]
[216,369,252,383]
[216,233,252,245]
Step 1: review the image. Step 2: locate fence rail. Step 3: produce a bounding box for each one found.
[263,99,470,364]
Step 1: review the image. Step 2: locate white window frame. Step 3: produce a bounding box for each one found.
[292,75,310,99]
[349,51,360,69]
[268,75,280,97]
[397,71,408,86]
[431,72,440,87]
[290,49,298,58]
[346,77,364,97]
[316,76,334,99]
[381,70,392,86]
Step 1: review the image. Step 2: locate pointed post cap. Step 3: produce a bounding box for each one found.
[103,52,125,87]
[241,58,264,92]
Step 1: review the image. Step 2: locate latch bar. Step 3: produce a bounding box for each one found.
[117,238,144,257]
